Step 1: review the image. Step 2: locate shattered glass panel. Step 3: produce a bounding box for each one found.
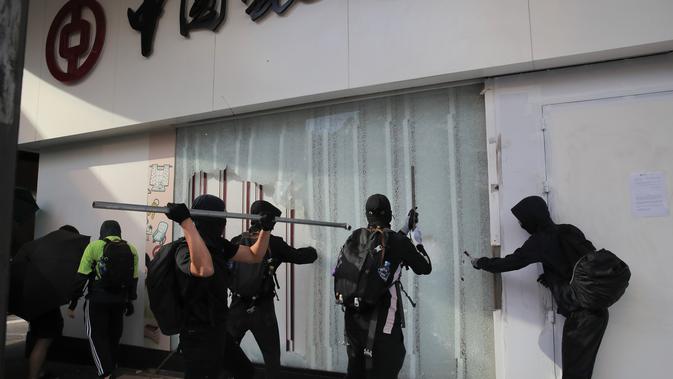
[175,84,495,378]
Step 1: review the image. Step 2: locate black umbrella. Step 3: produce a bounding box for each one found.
[9,230,90,320]
[13,187,39,224]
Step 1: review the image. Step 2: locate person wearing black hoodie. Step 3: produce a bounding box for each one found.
[164,195,277,379]
[471,196,609,379]
[342,194,432,379]
[227,200,317,379]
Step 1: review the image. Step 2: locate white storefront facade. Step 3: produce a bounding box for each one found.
[19,1,673,378]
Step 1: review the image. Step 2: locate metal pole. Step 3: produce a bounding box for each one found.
[0,0,30,374]
[92,201,352,230]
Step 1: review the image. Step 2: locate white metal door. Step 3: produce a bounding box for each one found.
[543,90,673,379]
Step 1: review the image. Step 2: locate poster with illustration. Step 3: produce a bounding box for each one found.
[143,134,175,350]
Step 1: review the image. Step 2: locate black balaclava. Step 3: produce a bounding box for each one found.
[249,200,282,232]
[99,220,121,239]
[192,194,227,247]
[511,196,554,235]
[365,194,392,228]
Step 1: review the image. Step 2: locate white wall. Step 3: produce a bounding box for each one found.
[34,134,151,346]
[489,53,673,379]
[20,0,673,145]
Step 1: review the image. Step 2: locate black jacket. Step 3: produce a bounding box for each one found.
[476,196,594,314]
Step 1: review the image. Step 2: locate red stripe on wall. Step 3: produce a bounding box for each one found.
[191,173,196,204]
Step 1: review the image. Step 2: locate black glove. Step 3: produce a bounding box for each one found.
[124,302,134,317]
[537,274,550,288]
[166,203,190,224]
[259,212,276,231]
[400,208,419,234]
[471,257,488,270]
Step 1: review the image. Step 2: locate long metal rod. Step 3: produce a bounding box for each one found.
[92,201,352,230]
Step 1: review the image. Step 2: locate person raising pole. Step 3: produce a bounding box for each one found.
[162,194,277,379]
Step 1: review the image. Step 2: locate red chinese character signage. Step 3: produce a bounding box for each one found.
[46,0,106,83]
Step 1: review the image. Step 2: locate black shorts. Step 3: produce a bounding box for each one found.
[25,309,64,356]
[28,309,64,339]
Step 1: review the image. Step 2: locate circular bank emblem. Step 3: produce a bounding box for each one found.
[45,0,106,83]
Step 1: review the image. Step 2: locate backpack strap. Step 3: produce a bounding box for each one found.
[91,238,115,281]
[267,246,281,301]
[367,227,387,265]
[364,306,379,371]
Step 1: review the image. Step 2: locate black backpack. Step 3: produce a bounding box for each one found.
[569,249,631,309]
[334,228,397,309]
[146,239,186,335]
[96,238,134,291]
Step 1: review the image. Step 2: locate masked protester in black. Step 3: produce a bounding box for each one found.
[226,200,317,379]
[343,194,431,379]
[472,196,608,379]
[164,194,276,379]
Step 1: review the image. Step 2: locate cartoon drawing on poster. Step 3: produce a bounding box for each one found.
[152,221,169,245]
[145,224,153,241]
[147,198,160,221]
[149,164,171,192]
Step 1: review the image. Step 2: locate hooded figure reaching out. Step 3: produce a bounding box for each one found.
[471,196,609,379]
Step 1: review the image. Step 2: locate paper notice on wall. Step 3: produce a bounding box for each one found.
[630,172,670,218]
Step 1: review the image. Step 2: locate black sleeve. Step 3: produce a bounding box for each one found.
[396,235,432,275]
[68,273,90,310]
[127,278,139,301]
[477,236,542,273]
[231,235,243,245]
[271,237,317,265]
[175,238,237,276]
[175,244,193,276]
[218,238,239,260]
[543,271,579,316]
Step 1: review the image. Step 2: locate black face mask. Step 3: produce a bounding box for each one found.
[365,194,392,228]
[192,194,227,248]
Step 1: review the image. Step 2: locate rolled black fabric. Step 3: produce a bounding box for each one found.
[570,249,630,309]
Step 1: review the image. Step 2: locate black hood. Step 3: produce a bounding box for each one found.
[192,194,226,247]
[511,196,554,234]
[249,200,281,232]
[366,194,392,228]
[99,220,121,239]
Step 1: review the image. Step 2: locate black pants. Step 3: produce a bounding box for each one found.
[227,297,281,379]
[85,301,125,377]
[562,308,609,379]
[344,311,406,379]
[180,323,254,379]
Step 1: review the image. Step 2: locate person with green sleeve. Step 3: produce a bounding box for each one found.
[67,220,139,379]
